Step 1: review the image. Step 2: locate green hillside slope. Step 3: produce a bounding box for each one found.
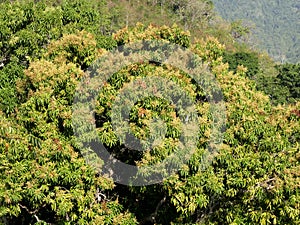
[212,0,300,63]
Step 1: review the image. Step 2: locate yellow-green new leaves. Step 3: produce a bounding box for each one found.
[45,30,100,69]
[1,31,137,224]
[1,21,299,224]
[112,24,299,224]
[113,23,191,47]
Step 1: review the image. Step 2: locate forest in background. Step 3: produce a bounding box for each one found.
[212,0,300,64]
[0,0,299,224]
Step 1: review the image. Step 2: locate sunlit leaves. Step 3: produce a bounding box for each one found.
[111,23,300,224]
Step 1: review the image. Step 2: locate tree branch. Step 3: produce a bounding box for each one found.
[18,204,42,223]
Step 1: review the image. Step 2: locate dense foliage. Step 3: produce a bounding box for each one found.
[256,63,300,105]
[0,0,119,114]
[222,51,259,78]
[0,0,230,114]
[108,24,300,224]
[0,0,299,224]
[0,30,137,225]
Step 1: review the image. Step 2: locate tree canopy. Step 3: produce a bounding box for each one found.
[0,0,299,224]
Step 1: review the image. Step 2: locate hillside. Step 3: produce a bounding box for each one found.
[212,0,300,63]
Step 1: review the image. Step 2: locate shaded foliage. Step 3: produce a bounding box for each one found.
[222,51,259,78]
[257,63,300,105]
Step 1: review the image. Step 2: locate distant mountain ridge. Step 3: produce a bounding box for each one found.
[212,0,300,63]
